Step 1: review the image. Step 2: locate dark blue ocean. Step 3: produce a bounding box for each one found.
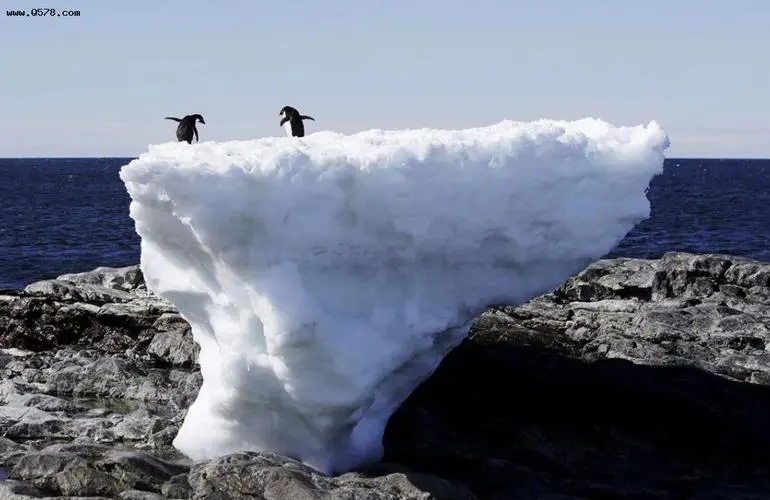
[0,158,768,290]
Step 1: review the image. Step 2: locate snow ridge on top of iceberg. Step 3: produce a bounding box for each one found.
[119,118,670,474]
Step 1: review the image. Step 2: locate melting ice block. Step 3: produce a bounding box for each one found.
[120,118,670,474]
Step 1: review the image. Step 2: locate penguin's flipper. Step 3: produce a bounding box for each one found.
[280,117,289,126]
[194,126,199,143]
[165,117,182,122]
[300,115,315,121]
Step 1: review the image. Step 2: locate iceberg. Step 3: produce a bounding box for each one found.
[119,118,670,474]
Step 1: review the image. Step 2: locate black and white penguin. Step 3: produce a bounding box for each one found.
[164,114,205,144]
[279,106,315,137]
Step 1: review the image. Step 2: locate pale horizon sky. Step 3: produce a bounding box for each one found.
[1,0,768,158]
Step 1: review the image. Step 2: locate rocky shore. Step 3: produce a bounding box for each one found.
[2,252,770,499]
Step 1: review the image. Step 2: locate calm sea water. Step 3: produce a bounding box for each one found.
[0,157,768,290]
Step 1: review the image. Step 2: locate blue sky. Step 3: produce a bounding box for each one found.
[1,0,768,158]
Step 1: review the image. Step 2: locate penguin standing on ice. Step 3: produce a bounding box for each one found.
[279,106,315,137]
[164,114,205,144]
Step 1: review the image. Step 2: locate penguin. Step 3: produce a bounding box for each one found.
[164,114,205,144]
[279,106,315,137]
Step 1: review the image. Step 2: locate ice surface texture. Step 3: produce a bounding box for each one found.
[120,119,670,474]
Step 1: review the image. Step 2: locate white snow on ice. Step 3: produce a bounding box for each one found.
[119,118,670,474]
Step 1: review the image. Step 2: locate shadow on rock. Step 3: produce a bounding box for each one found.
[384,327,770,499]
